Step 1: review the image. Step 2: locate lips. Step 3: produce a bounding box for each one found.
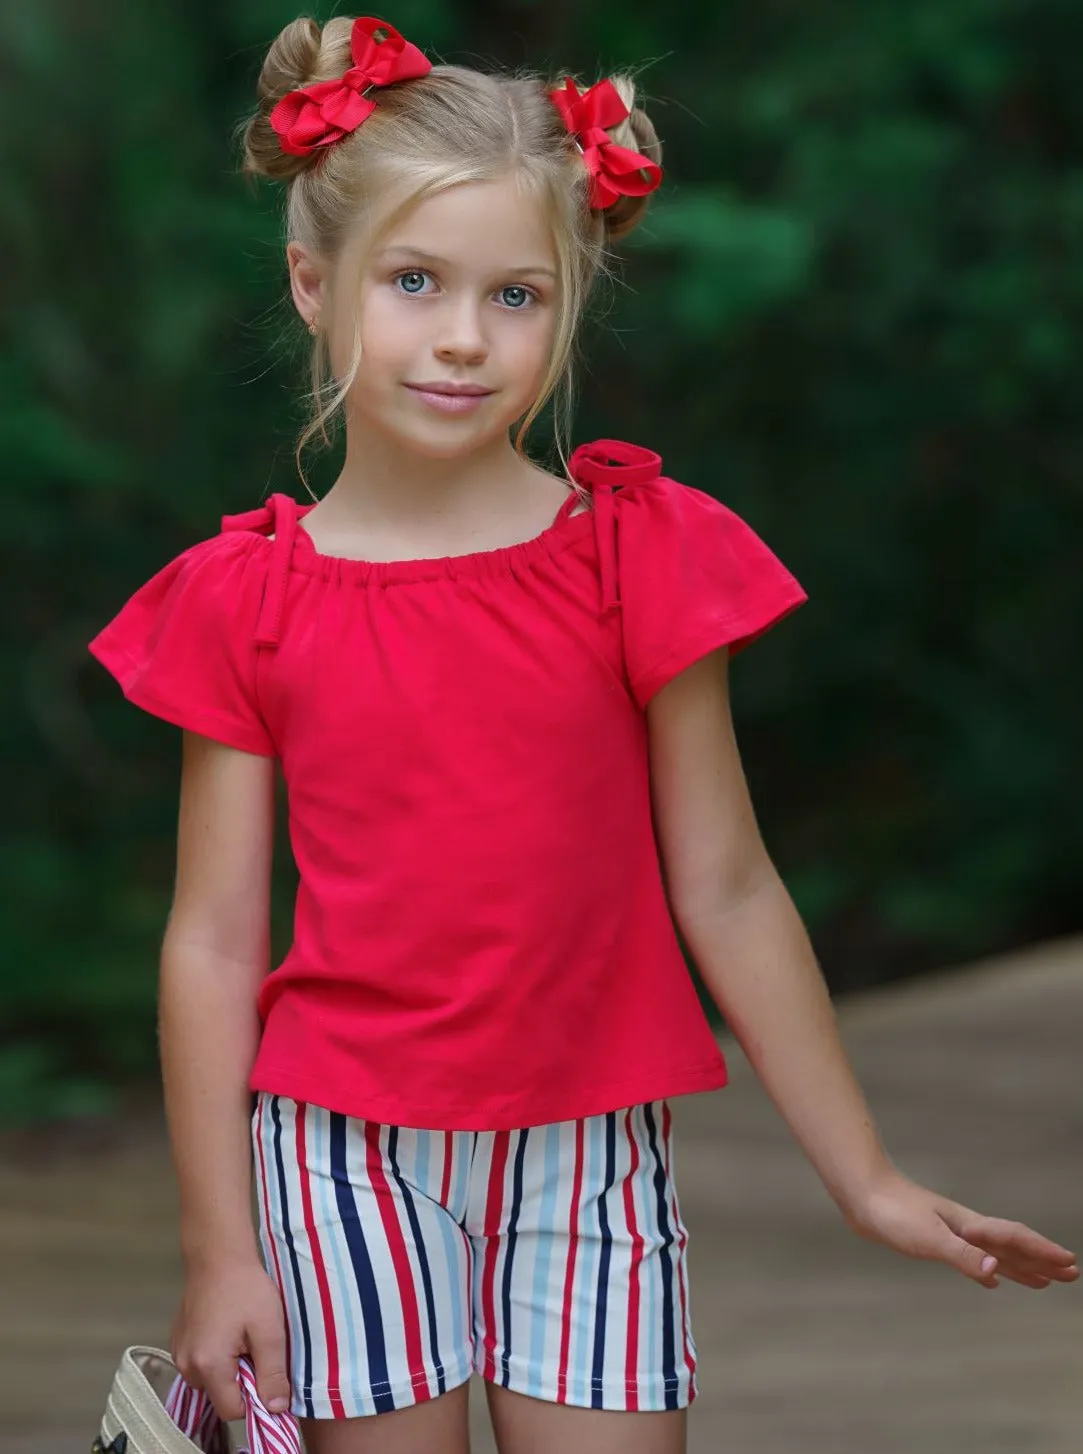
[405,383,493,416]
[406,383,494,396]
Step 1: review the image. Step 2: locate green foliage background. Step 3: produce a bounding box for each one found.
[4,0,1081,1119]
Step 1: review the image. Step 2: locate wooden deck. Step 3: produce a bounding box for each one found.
[3,936,1080,1453]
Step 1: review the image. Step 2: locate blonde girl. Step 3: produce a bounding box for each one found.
[89,15,1078,1454]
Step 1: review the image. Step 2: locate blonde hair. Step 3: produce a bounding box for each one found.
[237,16,663,489]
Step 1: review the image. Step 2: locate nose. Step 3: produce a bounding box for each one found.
[433,292,488,365]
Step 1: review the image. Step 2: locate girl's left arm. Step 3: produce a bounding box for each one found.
[647,648,1078,1292]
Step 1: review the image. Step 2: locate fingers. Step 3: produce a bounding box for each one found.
[246,1315,292,1414]
[938,1230,1071,1290]
[852,1183,1076,1294]
[205,1358,247,1421]
[934,1227,1000,1287]
[1002,1270,1052,1290]
[1046,1262,1079,1282]
[175,1351,245,1422]
[944,1205,1069,1257]
[942,1207,1080,1283]
[981,1256,1073,1289]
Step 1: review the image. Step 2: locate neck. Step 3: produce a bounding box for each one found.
[324,412,544,529]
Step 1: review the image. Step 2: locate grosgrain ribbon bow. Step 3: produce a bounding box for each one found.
[549,78,663,211]
[270,16,432,157]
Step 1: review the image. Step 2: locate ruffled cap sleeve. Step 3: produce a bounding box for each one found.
[87,512,285,756]
[569,438,808,708]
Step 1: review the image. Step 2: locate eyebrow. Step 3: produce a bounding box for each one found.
[376,246,557,280]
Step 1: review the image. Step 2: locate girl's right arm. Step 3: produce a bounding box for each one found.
[160,730,291,1417]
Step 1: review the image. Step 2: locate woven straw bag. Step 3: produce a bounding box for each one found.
[94,1346,301,1454]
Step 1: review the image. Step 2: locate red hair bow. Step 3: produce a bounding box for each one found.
[270,16,432,157]
[549,78,662,210]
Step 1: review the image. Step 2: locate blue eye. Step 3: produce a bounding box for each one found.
[500,285,532,309]
[391,270,537,308]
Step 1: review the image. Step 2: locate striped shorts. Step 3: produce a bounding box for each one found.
[251,1094,697,1419]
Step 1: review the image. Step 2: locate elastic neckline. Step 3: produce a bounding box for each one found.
[287,489,592,586]
[226,438,662,588]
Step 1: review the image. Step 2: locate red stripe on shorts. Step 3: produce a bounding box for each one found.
[363,1121,433,1403]
[623,1106,645,1409]
[662,1103,696,1386]
[556,1117,586,1403]
[254,1097,293,1379]
[480,1130,512,1381]
[294,1103,345,1418]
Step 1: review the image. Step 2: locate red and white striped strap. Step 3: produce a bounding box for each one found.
[236,1359,302,1454]
[163,1374,221,1450]
[164,1357,301,1454]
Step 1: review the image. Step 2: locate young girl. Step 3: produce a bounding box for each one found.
[88,15,1077,1454]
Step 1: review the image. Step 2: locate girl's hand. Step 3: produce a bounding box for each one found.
[171,1258,291,1419]
[842,1169,1080,1289]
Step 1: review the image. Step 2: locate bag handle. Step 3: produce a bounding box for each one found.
[165,1356,301,1454]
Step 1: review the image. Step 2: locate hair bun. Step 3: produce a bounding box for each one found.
[240,16,355,183]
[599,74,662,242]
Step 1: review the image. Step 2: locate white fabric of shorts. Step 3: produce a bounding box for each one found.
[252,1093,697,1418]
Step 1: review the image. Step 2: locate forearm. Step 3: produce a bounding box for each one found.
[159,936,264,1270]
[677,870,894,1213]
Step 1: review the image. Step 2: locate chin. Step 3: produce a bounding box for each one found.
[407,439,479,461]
[400,415,520,460]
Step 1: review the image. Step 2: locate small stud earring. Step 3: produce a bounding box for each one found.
[308,316,321,336]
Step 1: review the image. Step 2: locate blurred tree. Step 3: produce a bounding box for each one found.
[3,0,1081,1117]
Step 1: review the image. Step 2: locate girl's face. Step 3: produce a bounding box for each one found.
[330,176,560,460]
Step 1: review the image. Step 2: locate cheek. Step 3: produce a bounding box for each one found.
[501,307,554,360]
[510,314,557,387]
[356,294,418,366]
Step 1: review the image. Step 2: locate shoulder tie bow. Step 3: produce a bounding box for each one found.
[568,439,663,612]
[271,16,432,157]
[221,493,308,647]
[549,78,663,211]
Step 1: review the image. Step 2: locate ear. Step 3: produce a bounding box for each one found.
[287,242,327,328]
